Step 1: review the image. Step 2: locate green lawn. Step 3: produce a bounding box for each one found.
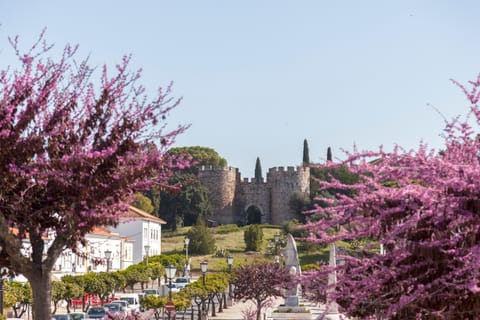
[161,224,330,274]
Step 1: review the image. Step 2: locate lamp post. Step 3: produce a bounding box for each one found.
[144,244,150,265]
[165,264,176,320]
[200,261,208,318]
[184,237,190,278]
[104,250,112,272]
[226,255,233,298]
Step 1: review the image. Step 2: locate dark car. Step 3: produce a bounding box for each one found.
[69,313,87,320]
[87,307,107,319]
[51,315,71,320]
[104,302,124,313]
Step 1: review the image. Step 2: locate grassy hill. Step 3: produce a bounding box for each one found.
[161,224,331,274]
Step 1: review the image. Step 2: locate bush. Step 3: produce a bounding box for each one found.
[215,224,240,234]
[244,224,263,252]
[187,219,216,254]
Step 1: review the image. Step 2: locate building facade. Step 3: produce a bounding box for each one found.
[109,206,166,264]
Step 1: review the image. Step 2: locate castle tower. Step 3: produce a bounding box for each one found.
[198,166,239,224]
[268,166,310,224]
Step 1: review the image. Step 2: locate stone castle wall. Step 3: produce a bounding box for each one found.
[198,165,310,225]
[268,166,310,224]
[198,166,239,225]
[237,178,271,224]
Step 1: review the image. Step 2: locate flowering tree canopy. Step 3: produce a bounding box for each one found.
[0,32,188,319]
[231,262,295,320]
[303,76,480,319]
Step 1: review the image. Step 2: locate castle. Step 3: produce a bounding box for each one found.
[198,164,310,225]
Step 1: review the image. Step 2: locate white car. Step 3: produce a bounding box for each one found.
[174,277,191,290]
[167,283,181,293]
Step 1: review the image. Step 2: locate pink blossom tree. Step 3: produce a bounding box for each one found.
[231,262,295,320]
[0,32,189,319]
[302,75,480,319]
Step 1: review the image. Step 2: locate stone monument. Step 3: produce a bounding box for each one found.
[272,234,311,320]
[284,233,302,306]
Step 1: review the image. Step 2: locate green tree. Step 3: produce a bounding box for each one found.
[109,271,127,293]
[132,192,155,214]
[327,146,332,162]
[288,192,311,222]
[187,219,216,255]
[254,157,262,181]
[147,262,165,287]
[123,264,150,291]
[58,276,83,313]
[160,173,211,230]
[4,281,31,319]
[244,225,263,252]
[156,146,227,230]
[140,295,167,320]
[303,139,310,165]
[168,146,227,169]
[51,281,66,314]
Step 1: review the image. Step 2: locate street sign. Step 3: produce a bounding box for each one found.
[165,301,175,312]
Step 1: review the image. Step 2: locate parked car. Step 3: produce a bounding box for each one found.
[167,283,180,293]
[143,288,161,296]
[51,315,71,320]
[69,313,87,320]
[111,299,130,311]
[116,293,141,312]
[104,302,125,313]
[175,277,191,290]
[86,307,107,319]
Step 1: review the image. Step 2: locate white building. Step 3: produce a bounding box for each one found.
[12,205,164,280]
[109,206,167,264]
[51,227,134,278]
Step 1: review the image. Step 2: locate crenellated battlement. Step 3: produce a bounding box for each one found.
[198,165,239,172]
[268,166,308,174]
[196,151,310,225]
[241,177,266,184]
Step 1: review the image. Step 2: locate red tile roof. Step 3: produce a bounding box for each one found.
[90,227,120,237]
[121,206,167,224]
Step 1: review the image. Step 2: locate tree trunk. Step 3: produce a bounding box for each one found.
[256,300,262,320]
[211,298,216,317]
[29,266,53,320]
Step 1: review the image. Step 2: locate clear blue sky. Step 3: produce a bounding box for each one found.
[2,1,480,178]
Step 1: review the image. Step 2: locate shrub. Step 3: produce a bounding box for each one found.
[187,219,216,254]
[244,224,263,252]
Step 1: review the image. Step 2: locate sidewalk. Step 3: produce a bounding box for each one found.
[209,297,284,320]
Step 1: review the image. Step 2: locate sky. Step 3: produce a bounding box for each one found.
[2,1,480,178]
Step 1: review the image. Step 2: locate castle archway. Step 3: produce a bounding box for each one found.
[245,205,263,225]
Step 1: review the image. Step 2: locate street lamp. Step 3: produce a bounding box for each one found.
[144,245,150,265]
[104,250,112,272]
[184,237,190,277]
[200,261,208,316]
[165,264,177,320]
[226,255,233,298]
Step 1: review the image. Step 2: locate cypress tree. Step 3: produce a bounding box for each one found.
[255,157,262,181]
[303,139,310,165]
[327,146,333,162]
